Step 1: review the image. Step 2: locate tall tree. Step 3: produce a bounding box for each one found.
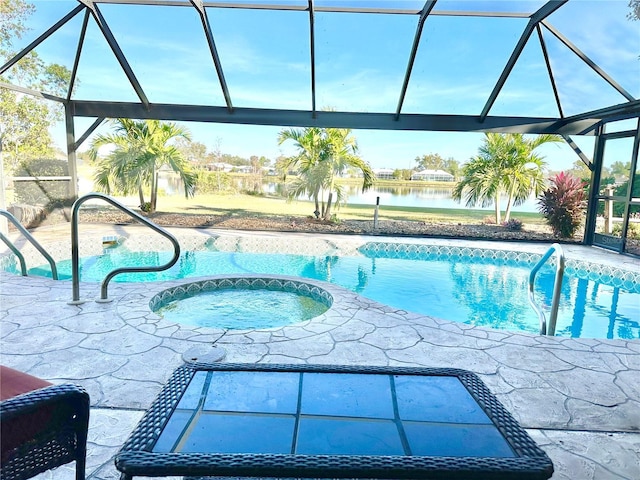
[89,119,197,212]
[443,158,461,180]
[247,155,265,193]
[322,127,374,221]
[453,133,561,224]
[0,90,53,167]
[0,0,34,41]
[278,126,374,220]
[415,153,446,171]
[274,154,292,177]
[174,137,208,167]
[415,153,460,178]
[628,0,640,20]
[565,159,593,184]
[1,0,72,173]
[278,127,328,218]
[393,169,413,181]
[610,161,631,182]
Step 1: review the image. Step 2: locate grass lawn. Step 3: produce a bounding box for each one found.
[150,193,547,226]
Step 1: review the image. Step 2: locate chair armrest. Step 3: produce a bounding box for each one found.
[1,383,90,462]
[1,383,89,419]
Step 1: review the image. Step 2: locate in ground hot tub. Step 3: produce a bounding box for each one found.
[150,276,333,330]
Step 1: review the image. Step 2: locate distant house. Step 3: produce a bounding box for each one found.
[411,169,455,182]
[373,168,395,180]
[206,162,234,172]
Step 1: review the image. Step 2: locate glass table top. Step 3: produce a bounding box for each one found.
[153,370,515,458]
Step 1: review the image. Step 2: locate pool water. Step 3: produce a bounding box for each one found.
[25,247,640,339]
[156,288,329,329]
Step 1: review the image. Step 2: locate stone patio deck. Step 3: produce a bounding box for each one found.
[1,225,639,480]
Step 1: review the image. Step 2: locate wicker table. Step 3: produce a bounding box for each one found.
[115,363,553,480]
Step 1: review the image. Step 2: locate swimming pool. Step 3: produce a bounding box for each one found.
[16,240,639,340]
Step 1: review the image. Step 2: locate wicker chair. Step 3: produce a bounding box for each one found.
[0,366,90,480]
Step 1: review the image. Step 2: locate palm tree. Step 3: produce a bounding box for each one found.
[144,120,197,212]
[322,127,374,221]
[89,119,197,212]
[278,126,374,220]
[89,119,149,207]
[453,133,561,224]
[277,127,327,217]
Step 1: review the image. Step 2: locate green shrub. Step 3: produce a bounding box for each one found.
[195,171,235,194]
[612,222,640,239]
[14,158,73,208]
[538,172,586,238]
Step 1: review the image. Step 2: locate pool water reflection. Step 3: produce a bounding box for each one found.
[27,246,640,340]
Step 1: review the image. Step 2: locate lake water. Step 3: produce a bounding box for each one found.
[160,174,542,213]
[266,183,542,213]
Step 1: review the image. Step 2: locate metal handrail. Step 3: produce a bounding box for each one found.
[70,193,180,304]
[0,209,58,279]
[528,243,565,336]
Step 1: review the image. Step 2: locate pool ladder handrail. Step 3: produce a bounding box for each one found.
[528,243,565,336]
[0,209,58,280]
[70,193,180,304]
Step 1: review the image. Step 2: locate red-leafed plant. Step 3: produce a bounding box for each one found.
[538,172,587,238]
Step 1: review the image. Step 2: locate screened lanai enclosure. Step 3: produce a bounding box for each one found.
[1,0,639,255]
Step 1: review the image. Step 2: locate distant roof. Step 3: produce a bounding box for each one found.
[414,169,453,176]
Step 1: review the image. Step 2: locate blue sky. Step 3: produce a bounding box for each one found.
[10,0,640,170]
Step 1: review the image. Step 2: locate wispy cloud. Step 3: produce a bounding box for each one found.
[313,69,405,113]
[545,1,639,96]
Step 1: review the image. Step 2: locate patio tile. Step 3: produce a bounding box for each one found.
[493,365,551,389]
[485,343,575,373]
[1,228,639,480]
[56,311,127,334]
[315,342,389,365]
[544,369,627,406]
[92,376,166,410]
[527,430,640,480]
[549,349,627,372]
[0,319,19,336]
[361,324,421,349]
[1,325,86,353]
[79,325,163,355]
[387,343,500,374]
[329,319,377,342]
[0,353,44,373]
[619,353,640,369]
[112,347,184,383]
[266,333,336,358]
[28,349,128,380]
[219,343,269,363]
[564,398,640,432]
[615,370,640,398]
[411,324,498,348]
[495,387,572,428]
